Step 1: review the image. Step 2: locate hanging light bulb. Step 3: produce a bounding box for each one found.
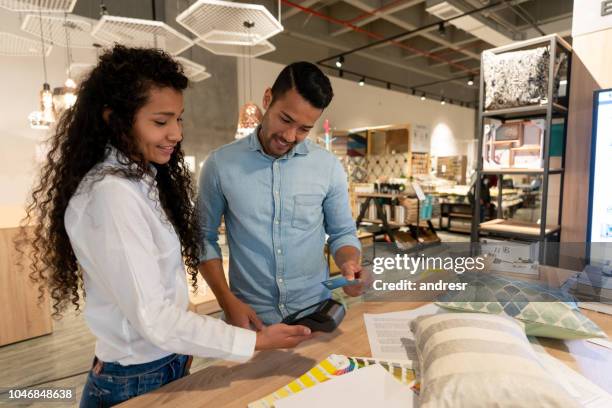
[335,55,344,68]
[54,77,77,112]
[29,82,56,129]
[53,13,78,113]
[63,77,77,107]
[235,102,263,139]
[29,8,56,130]
[235,22,263,139]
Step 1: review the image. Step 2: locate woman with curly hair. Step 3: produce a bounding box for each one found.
[22,45,313,407]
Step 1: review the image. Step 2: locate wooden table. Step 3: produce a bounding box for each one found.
[121,301,612,407]
[0,226,53,346]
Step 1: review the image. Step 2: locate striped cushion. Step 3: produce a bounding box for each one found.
[411,313,580,408]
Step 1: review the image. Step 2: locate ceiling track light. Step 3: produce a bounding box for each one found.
[467,76,475,86]
[440,97,446,105]
[358,77,365,86]
[420,93,426,101]
[335,55,344,68]
[438,21,446,36]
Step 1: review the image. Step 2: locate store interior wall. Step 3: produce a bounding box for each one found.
[0,8,98,228]
[561,1,612,252]
[0,2,238,228]
[237,58,477,159]
[163,0,238,179]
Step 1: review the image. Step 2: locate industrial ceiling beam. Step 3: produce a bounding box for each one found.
[329,0,425,37]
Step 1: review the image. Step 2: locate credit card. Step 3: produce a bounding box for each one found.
[321,276,361,290]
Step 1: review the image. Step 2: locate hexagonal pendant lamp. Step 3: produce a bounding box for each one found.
[91,15,194,56]
[176,0,282,58]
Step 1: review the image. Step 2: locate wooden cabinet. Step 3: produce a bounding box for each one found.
[0,227,53,346]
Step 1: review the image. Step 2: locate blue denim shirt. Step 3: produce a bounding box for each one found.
[197,130,360,324]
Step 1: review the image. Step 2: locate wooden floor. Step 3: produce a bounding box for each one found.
[0,304,225,407]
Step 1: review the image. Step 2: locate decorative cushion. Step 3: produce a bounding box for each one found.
[436,273,606,340]
[483,46,567,110]
[411,313,580,408]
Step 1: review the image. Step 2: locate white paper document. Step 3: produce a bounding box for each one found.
[275,364,416,408]
[530,338,612,407]
[363,303,440,360]
[587,337,612,350]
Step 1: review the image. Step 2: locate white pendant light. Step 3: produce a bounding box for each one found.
[235,25,264,139]
[91,15,194,55]
[21,13,98,49]
[175,56,211,83]
[194,37,275,58]
[0,0,76,13]
[53,13,78,112]
[0,31,52,56]
[176,0,282,48]
[29,8,56,130]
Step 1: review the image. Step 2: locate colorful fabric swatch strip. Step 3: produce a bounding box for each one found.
[247,354,416,408]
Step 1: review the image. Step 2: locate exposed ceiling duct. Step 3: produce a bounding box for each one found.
[426,0,520,47]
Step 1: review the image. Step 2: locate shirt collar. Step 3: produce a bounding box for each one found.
[247,127,310,159]
[104,144,158,178]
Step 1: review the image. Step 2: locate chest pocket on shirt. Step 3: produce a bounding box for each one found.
[292,194,323,231]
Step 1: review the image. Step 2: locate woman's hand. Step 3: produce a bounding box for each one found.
[255,324,313,350]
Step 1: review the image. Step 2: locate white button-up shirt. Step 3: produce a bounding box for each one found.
[65,146,255,365]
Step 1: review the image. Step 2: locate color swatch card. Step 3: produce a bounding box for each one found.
[247,354,416,408]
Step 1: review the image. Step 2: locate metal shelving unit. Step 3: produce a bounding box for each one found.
[470,34,573,263]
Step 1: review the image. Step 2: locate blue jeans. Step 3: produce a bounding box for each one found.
[80,353,191,408]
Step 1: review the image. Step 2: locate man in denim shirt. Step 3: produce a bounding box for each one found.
[198,62,364,327]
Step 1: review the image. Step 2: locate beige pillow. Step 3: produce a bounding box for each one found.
[411,313,580,408]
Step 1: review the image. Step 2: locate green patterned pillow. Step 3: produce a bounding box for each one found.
[435,273,606,340]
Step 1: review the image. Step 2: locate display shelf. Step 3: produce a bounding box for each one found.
[483,103,568,120]
[481,168,564,175]
[361,218,405,228]
[472,34,572,263]
[479,219,560,238]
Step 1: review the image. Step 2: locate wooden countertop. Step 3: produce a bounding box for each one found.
[120,301,612,407]
[480,218,561,237]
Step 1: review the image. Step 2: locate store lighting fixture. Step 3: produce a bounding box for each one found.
[176,0,283,51]
[175,56,211,82]
[335,55,344,68]
[29,8,55,130]
[467,76,474,86]
[92,15,194,55]
[440,98,446,105]
[0,0,77,13]
[420,93,426,101]
[20,14,97,49]
[438,21,446,36]
[53,13,78,113]
[235,22,264,139]
[358,77,365,86]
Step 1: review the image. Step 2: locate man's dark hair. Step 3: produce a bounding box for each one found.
[270,61,334,109]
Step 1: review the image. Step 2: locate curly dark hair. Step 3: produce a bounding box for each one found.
[19,45,202,317]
